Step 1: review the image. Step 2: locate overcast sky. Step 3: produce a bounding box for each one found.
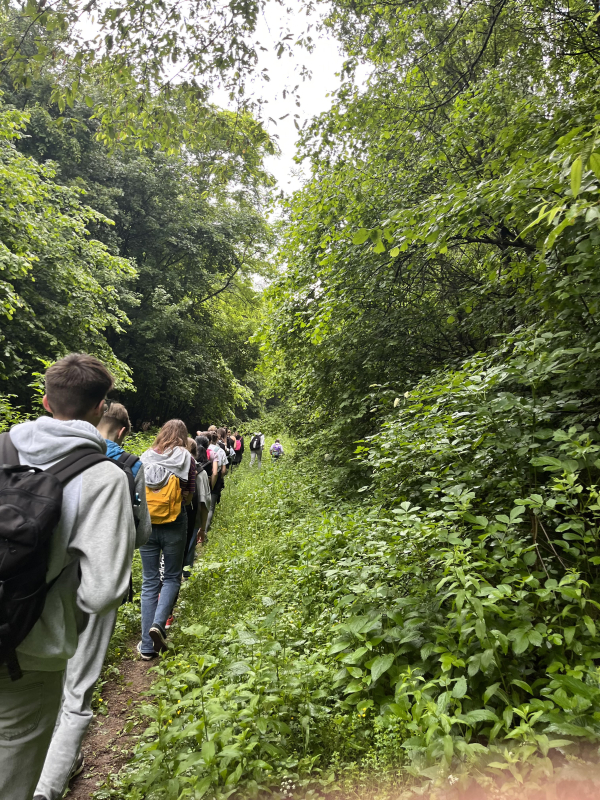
[211,2,347,193]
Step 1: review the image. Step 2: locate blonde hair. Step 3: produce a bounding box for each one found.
[102,402,131,435]
[152,419,188,454]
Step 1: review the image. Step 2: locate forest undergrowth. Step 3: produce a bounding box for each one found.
[97,401,600,800]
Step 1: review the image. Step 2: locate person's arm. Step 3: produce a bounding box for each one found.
[73,462,136,616]
[134,466,152,547]
[182,458,196,504]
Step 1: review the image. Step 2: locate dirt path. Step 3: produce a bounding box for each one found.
[65,642,154,799]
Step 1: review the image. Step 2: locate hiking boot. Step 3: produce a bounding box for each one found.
[69,752,85,780]
[137,641,158,661]
[149,623,168,653]
[165,614,174,629]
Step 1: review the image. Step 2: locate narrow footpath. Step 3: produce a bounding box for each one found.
[67,640,154,799]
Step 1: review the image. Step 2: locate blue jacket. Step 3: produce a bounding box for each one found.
[105,439,142,477]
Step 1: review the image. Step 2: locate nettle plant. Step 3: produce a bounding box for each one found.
[323,316,600,775]
[326,488,600,775]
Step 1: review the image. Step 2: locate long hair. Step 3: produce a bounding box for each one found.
[196,435,209,465]
[152,419,188,454]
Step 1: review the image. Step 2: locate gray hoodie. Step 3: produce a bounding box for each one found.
[141,446,191,489]
[9,417,136,672]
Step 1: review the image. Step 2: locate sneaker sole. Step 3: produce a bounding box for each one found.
[70,757,85,779]
[137,642,158,661]
[149,626,168,653]
[139,651,157,661]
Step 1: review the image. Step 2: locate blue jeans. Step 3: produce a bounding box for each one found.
[140,509,187,653]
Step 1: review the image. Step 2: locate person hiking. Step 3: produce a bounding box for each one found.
[0,354,136,800]
[138,420,195,659]
[249,431,265,467]
[196,434,218,536]
[181,438,212,577]
[206,430,227,530]
[270,438,285,460]
[34,402,152,800]
[233,432,244,466]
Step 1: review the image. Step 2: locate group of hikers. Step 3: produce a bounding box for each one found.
[0,353,283,800]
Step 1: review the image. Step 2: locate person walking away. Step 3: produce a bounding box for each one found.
[217,427,231,468]
[182,438,213,576]
[0,354,135,800]
[138,420,195,659]
[34,402,151,800]
[206,430,227,530]
[270,438,284,461]
[249,431,265,467]
[233,432,244,466]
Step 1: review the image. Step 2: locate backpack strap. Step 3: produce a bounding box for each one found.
[1,434,114,483]
[117,452,140,471]
[109,452,138,510]
[0,432,19,466]
[46,448,113,484]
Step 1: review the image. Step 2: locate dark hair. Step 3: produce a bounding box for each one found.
[102,402,131,435]
[236,433,241,440]
[187,437,197,457]
[217,427,226,439]
[153,419,188,454]
[197,435,209,449]
[209,431,218,444]
[45,353,114,418]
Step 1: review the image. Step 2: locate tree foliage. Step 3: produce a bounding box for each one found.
[0,36,274,422]
[0,0,291,154]
[262,0,600,464]
[0,103,136,388]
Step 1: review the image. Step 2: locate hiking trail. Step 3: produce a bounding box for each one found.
[67,638,153,799]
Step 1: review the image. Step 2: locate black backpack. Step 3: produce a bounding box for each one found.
[0,432,114,680]
[113,451,141,604]
[114,451,140,513]
[250,435,261,451]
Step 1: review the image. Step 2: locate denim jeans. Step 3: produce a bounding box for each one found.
[140,508,186,653]
[182,527,198,577]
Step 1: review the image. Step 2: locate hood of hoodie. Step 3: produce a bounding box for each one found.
[10,416,106,466]
[141,446,191,489]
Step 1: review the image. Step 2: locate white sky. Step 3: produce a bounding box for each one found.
[211,2,347,193]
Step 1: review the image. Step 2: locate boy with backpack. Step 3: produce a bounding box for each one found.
[249,431,265,467]
[33,402,151,800]
[0,354,136,800]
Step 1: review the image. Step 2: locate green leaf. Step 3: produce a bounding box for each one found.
[370,653,395,682]
[452,675,467,698]
[329,639,352,655]
[443,734,454,763]
[484,683,500,703]
[583,615,596,637]
[589,152,600,180]
[571,157,582,198]
[352,228,370,245]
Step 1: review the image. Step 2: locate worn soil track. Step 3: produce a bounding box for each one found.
[65,643,154,799]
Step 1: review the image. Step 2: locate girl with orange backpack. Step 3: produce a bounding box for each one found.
[138,420,196,659]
